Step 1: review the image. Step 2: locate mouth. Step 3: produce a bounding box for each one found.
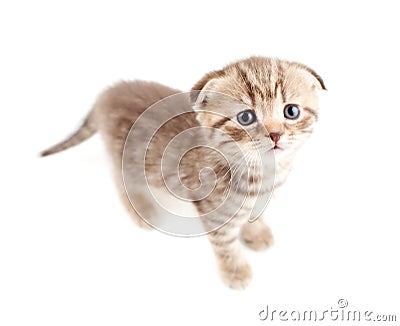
[266,145,282,153]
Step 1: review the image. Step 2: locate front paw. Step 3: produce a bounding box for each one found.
[241,220,274,251]
[219,261,253,290]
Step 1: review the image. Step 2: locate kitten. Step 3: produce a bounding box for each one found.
[41,56,325,289]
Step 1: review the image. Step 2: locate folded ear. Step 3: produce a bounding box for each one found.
[190,69,226,105]
[296,64,327,91]
[190,69,228,126]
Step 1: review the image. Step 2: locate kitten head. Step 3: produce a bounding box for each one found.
[190,57,325,161]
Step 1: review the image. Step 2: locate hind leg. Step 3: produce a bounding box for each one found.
[117,185,155,229]
[103,136,156,229]
[113,165,157,229]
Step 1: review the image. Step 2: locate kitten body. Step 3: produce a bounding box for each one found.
[42,57,325,289]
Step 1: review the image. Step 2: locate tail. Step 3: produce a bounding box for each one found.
[40,111,96,157]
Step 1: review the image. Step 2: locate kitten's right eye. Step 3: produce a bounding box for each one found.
[237,110,257,126]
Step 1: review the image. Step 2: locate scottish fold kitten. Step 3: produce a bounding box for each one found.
[42,57,325,289]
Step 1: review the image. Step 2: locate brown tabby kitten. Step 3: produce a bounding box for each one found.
[41,57,325,289]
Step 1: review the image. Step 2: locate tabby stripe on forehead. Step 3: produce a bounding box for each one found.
[252,84,266,102]
[238,68,256,106]
[273,82,279,98]
[211,116,231,129]
[275,62,287,102]
[280,84,287,103]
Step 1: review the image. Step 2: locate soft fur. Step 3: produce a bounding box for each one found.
[41,56,325,289]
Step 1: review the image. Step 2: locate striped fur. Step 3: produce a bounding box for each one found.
[41,57,324,289]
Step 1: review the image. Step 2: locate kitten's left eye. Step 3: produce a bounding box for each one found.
[283,104,300,120]
[237,110,257,126]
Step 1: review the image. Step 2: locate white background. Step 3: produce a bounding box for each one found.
[1,1,399,325]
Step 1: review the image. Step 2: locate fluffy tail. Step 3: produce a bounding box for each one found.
[40,111,96,157]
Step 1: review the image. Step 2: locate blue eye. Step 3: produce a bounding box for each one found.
[283,104,300,120]
[237,110,257,126]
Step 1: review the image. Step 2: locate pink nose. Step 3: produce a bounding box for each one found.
[269,132,282,143]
